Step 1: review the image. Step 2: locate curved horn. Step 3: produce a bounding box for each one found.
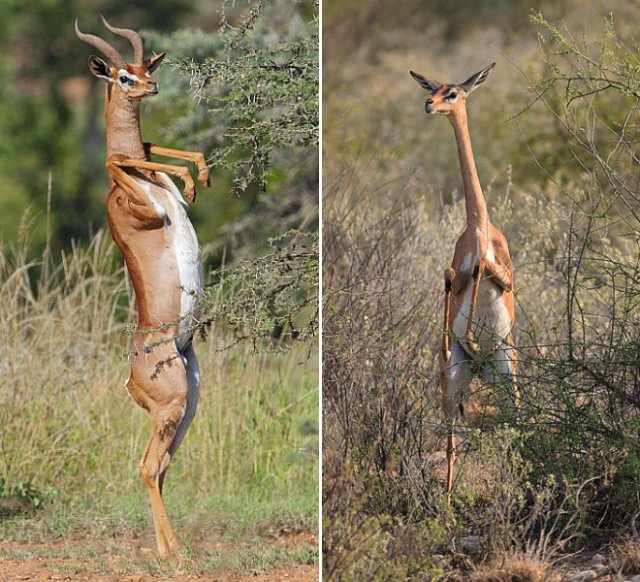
[75,19,127,69]
[100,15,144,64]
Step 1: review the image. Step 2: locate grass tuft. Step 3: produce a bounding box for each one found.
[471,553,562,582]
[613,539,640,576]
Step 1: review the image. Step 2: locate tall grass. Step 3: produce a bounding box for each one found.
[0,225,318,535]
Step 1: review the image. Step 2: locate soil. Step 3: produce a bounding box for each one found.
[0,533,319,582]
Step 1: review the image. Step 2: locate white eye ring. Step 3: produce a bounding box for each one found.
[117,71,136,88]
[446,92,459,102]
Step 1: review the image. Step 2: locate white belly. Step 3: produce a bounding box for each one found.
[452,276,512,354]
[156,173,204,346]
[452,243,512,353]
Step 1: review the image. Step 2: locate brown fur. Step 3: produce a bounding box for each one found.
[411,64,517,493]
[77,19,210,558]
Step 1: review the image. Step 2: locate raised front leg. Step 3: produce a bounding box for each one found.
[465,256,514,354]
[109,157,198,203]
[442,267,455,361]
[480,256,513,292]
[465,260,485,354]
[145,143,210,187]
[106,156,166,226]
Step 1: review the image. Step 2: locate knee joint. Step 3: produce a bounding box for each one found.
[159,418,179,442]
[139,460,156,487]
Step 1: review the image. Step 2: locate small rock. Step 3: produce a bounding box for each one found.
[459,535,482,556]
[590,553,606,565]
[566,571,598,582]
[628,575,640,582]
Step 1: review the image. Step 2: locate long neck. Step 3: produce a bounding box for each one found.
[104,85,146,160]
[449,107,488,234]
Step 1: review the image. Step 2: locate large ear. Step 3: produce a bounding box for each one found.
[88,55,113,81]
[409,70,441,93]
[459,62,495,95]
[145,52,166,74]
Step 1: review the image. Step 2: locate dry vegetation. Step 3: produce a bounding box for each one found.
[471,553,563,582]
[323,0,640,579]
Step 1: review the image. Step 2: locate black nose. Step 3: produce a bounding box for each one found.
[146,83,159,95]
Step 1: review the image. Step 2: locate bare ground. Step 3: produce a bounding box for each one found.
[0,532,318,582]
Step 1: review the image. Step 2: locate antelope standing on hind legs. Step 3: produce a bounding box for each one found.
[76,16,210,557]
[410,63,518,493]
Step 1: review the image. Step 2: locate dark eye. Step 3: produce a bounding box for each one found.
[119,75,128,83]
[448,91,458,100]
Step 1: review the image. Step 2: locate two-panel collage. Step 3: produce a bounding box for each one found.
[1,0,640,580]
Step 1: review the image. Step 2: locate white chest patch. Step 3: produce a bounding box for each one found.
[485,245,496,263]
[460,252,472,273]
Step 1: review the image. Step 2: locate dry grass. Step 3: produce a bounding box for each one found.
[613,539,640,576]
[0,226,318,577]
[0,229,318,499]
[471,553,562,582]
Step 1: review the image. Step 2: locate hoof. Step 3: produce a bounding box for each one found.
[157,544,181,564]
[183,187,196,204]
[198,168,210,187]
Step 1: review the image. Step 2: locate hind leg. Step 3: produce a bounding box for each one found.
[127,343,189,557]
[140,405,185,557]
[159,341,200,494]
[440,340,473,492]
[482,335,519,409]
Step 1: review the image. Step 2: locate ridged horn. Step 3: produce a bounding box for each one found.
[74,19,127,69]
[100,15,144,65]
